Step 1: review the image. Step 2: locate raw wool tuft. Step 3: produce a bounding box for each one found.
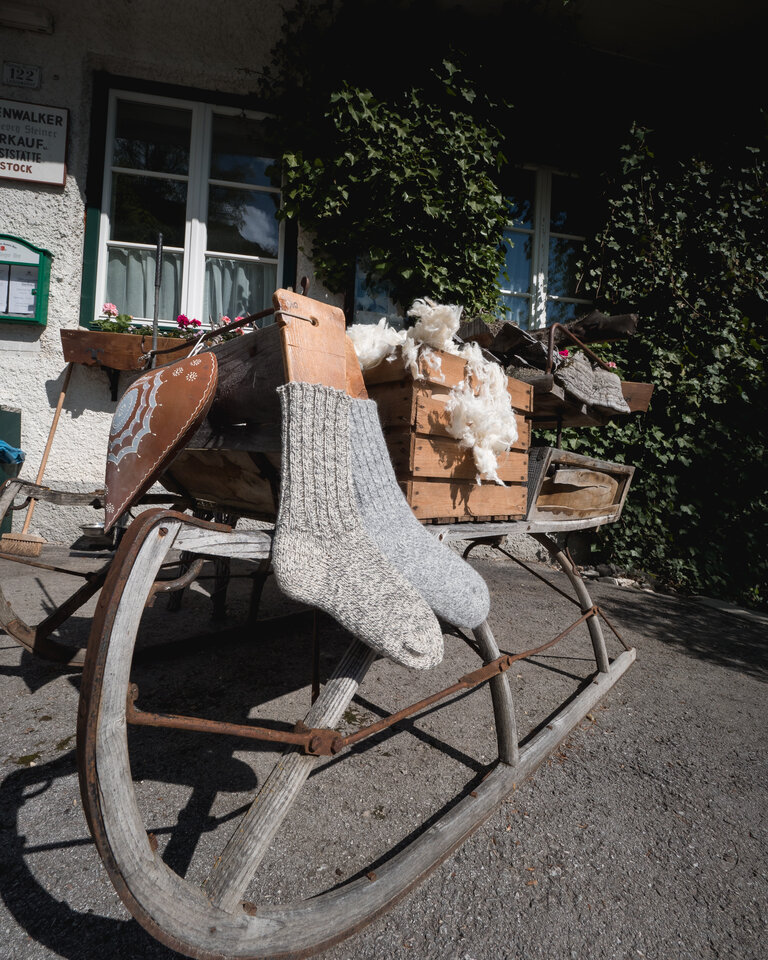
[406,297,463,350]
[349,298,520,485]
[446,341,519,485]
[346,318,406,372]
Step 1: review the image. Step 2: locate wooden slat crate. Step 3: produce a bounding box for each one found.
[364,348,533,522]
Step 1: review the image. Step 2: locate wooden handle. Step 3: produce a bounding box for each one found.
[21,363,73,534]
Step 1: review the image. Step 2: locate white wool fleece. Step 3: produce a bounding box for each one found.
[348,298,518,484]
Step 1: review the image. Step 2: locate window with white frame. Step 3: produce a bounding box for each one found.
[498,168,592,330]
[95,91,283,328]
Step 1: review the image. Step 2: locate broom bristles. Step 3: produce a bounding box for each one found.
[0,532,45,557]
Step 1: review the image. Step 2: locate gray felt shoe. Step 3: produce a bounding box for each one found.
[272,382,444,670]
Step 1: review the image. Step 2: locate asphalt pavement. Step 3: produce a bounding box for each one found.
[0,544,766,960]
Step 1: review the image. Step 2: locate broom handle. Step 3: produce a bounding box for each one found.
[21,363,74,534]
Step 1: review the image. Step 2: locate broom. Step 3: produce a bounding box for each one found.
[1,363,73,557]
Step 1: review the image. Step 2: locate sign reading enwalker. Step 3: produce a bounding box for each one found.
[0,97,68,186]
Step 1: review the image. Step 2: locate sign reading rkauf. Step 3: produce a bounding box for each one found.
[0,97,67,186]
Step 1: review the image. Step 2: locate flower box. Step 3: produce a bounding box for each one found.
[60,329,194,372]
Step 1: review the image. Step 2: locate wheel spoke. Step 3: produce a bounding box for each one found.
[203,638,376,912]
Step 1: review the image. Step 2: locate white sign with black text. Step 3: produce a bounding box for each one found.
[0,97,68,186]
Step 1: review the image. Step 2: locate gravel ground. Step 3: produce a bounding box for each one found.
[0,545,766,960]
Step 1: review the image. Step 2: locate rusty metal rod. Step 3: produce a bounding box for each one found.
[125,609,598,758]
[126,684,317,748]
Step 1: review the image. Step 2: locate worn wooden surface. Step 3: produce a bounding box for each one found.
[536,468,620,512]
[385,431,528,483]
[526,448,634,524]
[162,450,279,520]
[345,336,369,398]
[273,289,347,389]
[204,323,285,429]
[401,478,527,521]
[364,349,533,412]
[60,329,192,372]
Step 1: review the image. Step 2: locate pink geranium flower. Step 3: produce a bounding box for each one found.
[558,348,569,357]
[102,302,118,317]
[607,361,617,369]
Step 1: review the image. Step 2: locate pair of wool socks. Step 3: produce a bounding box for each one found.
[272,381,490,670]
[272,381,444,670]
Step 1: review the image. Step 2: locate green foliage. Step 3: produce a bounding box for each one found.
[276,70,508,314]
[92,313,153,336]
[569,124,768,608]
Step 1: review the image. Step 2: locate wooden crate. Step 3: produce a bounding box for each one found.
[364,348,533,522]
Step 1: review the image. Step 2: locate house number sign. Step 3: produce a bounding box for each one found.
[0,97,68,186]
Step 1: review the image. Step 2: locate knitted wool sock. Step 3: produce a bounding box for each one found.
[272,381,444,670]
[349,398,490,630]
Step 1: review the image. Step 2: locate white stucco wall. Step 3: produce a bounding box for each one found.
[0,0,344,543]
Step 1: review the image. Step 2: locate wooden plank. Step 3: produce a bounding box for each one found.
[403,478,527,520]
[363,349,533,413]
[60,329,192,372]
[162,450,279,518]
[507,378,533,413]
[273,289,346,389]
[621,380,654,412]
[203,640,377,912]
[206,322,285,428]
[385,431,528,483]
[344,335,369,399]
[412,394,530,448]
[537,469,620,511]
[366,382,418,430]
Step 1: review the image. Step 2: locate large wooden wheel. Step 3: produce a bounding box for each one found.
[78,508,635,960]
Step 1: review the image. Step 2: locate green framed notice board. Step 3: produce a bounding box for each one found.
[0,234,52,326]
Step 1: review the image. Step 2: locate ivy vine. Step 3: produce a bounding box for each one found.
[276,69,508,315]
[569,124,768,608]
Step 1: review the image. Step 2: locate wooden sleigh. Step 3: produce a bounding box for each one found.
[67,290,637,959]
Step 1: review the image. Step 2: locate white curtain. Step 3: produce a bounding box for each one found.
[106,247,183,323]
[203,258,277,325]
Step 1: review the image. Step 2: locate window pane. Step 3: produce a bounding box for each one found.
[207,187,280,257]
[546,300,583,325]
[504,168,535,228]
[354,258,397,319]
[210,114,274,186]
[550,174,591,234]
[547,237,584,299]
[113,100,191,175]
[110,174,187,246]
[106,247,183,322]
[500,230,532,294]
[203,257,277,321]
[499,294,531,330]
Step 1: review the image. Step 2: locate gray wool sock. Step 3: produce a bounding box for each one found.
[272,381,444,670]
[349,398,490,630]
